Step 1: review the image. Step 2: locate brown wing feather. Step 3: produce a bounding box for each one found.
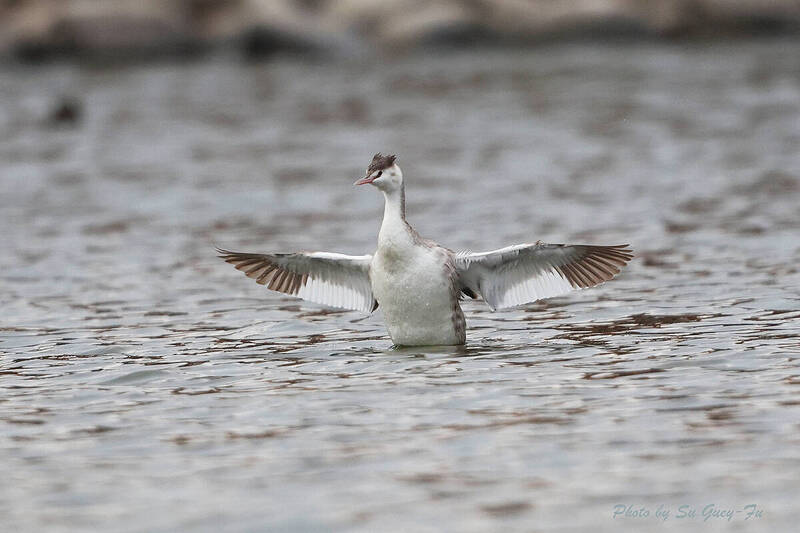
[218,250,307,296]
[456,243,633,310]
[558,245,632,289]
[217,248,378,312]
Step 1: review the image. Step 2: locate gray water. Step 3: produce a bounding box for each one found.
[2,40,799,532]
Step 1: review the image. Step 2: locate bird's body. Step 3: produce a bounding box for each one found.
[370,198,465,345]
[218,154,632,346]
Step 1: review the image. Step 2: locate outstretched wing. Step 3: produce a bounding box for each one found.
[217,248,377,313]
[454,243,632,310]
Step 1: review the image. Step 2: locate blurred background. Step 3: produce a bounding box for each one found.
[2,0,800,59]
[2,1,800,533]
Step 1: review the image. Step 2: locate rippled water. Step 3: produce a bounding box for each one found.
[2,40,800,532]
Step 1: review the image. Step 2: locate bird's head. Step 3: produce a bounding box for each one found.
[354,153,402,193]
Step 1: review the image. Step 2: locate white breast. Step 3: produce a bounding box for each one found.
[370,225,465,346]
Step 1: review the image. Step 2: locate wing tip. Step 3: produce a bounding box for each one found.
[215,247,236,259]
[609,243,634,255]
[215,247,270,265]
[566,243,633,288]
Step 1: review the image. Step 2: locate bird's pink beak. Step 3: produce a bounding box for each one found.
[354,175,374,186]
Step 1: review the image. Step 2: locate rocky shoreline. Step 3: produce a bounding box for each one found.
[2,0,800,61]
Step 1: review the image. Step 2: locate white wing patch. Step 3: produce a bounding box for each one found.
[218,249,376,313]
[455,243,632,310]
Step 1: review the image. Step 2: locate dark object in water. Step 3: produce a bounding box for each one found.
[48,98,82,126]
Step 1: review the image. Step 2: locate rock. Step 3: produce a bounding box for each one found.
[1,0,193,60]
[373,2,478,48]
[685,0,800,33]
[49,1,190,57]
[185,0,355,57]
[184,0,249,41]
[473,0,641,36]
[237,0,341,56]
[0,0,59,60]
[1,0,800,60]
[322,0,482,49]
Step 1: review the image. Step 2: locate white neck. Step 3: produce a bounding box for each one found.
[382,186,405,221]
[378,185,409,245]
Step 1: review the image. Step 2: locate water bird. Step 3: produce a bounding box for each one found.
[218,154,632,346]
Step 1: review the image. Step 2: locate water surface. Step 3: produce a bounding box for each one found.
[2,40,800,532]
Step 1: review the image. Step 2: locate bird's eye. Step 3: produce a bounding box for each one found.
[376,171,382,177]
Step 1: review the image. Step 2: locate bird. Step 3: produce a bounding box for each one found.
[218,153,632,346]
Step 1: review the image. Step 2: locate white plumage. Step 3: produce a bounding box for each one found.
[216,250,376,314]
[219,154,632,346]
[454,242,632,311]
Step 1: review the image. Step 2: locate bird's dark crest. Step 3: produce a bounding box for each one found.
[368,153,396,173]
